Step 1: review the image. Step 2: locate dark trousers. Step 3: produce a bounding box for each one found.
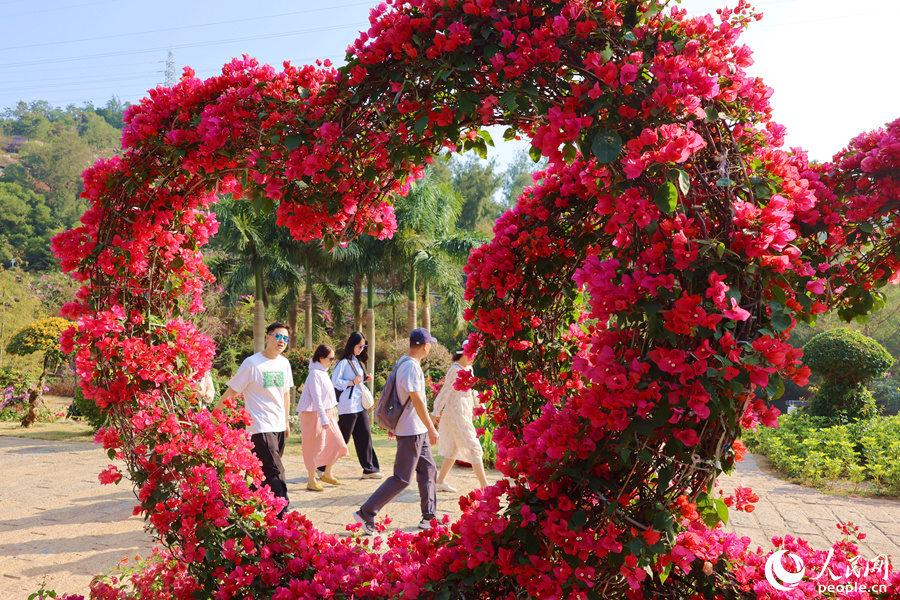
[251,431,289,515]
[318,410,380,474]
[359,433,436,523]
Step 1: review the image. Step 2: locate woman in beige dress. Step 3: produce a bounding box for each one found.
[431,345,489,491]
[297,344,348,491]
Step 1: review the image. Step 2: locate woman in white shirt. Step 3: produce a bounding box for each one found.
[331,331,383,479]
[431,344,489,491]
[297,343,348,491]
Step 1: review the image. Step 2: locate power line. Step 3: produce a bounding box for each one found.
[0,1,374,52]
[0,22,362,69]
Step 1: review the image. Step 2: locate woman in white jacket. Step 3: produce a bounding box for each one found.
[331,331,382,479]
[297,344,348,491]
[431,345,489,491]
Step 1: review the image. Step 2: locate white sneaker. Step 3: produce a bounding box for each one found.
[435,482,458,493]
[353,511,375,536]
[362,471,385,479]
[417,518,433,530]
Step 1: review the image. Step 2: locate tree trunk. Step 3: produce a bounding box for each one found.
[21,356,48,427]
[392,305,397,346]
[288,301,298,351]
[407,261,417,336]
[253,266,266,353]
[366,272,375,394]
[422,281,431,332]
[304,255,313,350]
[353,276,363,331]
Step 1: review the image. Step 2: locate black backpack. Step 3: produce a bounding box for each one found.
[374,356,414,431]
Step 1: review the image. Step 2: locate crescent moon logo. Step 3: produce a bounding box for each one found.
[764,549,805,591]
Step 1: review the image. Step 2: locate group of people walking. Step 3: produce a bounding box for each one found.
[215,322,488,532]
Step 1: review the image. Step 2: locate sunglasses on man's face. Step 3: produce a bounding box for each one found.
[272,333,290,343]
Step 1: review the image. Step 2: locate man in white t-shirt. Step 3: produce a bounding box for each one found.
[354,328,440,534]
[216,322,294,516]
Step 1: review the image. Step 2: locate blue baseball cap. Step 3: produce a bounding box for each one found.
[410,328,437,344]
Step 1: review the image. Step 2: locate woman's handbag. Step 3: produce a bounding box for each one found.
[360,384,375,410]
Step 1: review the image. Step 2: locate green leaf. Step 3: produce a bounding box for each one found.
[414,114,429,136]
[570,510,588,528]
[108,448,116,460]
[599,48,613,63]
[591,130,622,164]
[771,311,792,331]
[529,146,543,163]
[716,177,735,187]
[754,183,772,200]
[654,181,678,216]
[503,127,517,141]
[478,129,495,147]
[704,105,719,123]
[668,168,690,195]
[563,143,577,165]
[715,498,730,526]
[765,374,785,401]
[284,135,303,152]
[501,91,519,111]
[658,562,674,585]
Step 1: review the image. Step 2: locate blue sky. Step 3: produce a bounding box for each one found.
[2,0,898,165]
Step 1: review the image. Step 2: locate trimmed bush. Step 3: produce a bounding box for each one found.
[802,329,893,421]
[71,386,107,431]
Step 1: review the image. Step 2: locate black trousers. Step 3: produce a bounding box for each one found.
[318,410,380,474]
[251,431,289,515]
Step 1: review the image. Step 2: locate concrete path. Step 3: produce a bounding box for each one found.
[1,437,898,599]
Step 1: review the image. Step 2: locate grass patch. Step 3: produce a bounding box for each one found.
[0,419,95,441]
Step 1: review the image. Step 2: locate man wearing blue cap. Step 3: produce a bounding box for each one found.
[354,328,440,534]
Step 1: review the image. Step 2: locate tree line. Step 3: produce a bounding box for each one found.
[0,98,128,270]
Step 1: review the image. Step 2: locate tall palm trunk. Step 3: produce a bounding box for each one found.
[353,276,363,330]
[253,265,266,353]
[365,272,375,394]
[392,305,397,346]
[304,255,313,350]
[407,260,417,335]
[288,301,298,350]
[422,281,431,332]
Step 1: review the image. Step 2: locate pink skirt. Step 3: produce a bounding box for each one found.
[301,408,348,472]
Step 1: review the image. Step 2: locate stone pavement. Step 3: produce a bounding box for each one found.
[1,437,899,599]
[717,453,900,558]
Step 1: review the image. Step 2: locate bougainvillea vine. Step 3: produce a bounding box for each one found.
[51,0,900,598]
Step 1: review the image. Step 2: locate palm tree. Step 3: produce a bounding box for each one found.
[389,170,486,336]
[210,194,297,352]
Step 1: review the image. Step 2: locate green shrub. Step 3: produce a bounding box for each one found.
[0,365,36,393]
[746,411,900,495]
[870,378,900,416]
[283,348,314,388]
[802,329,893,421]
[475,410,498,469]
[71,386,107,431]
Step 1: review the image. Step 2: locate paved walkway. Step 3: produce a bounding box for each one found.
[1,438,898,599]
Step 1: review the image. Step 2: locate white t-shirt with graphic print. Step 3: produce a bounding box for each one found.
[227,352,294,434]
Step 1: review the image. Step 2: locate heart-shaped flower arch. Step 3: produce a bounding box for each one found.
[52,0,900,598]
